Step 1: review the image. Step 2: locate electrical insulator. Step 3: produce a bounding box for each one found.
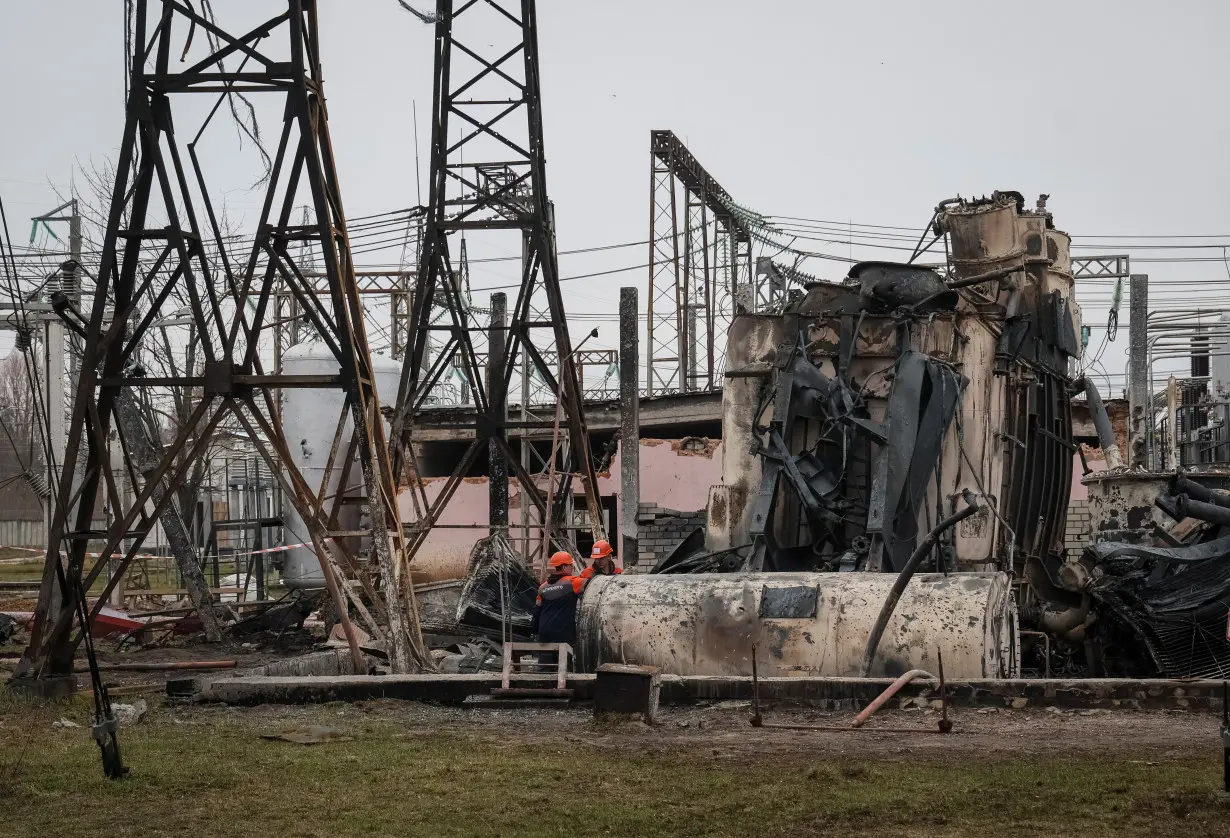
[14,329,31,353]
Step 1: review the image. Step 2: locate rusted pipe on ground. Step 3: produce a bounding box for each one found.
[749,645,950,734]
[859,491,982,677]
[750,722,955,734]
[850,669,934,728]
[74,659,238,673]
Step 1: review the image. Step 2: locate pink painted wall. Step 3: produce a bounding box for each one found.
[398,438,723,581]
[1070,456,1107,502]
[600,439,722,515]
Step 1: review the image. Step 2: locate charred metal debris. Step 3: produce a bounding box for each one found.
[1076,473,1230,679]
[692,192,1080,582]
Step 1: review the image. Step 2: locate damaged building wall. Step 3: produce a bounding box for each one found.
[636,503,707,567]
[392,438,722,584]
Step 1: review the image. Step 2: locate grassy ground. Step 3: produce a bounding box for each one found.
[1,694,1227,838]
[0,559,42,583]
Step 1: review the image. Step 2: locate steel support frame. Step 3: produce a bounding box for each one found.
[646,130,753,397]
[13,0,427,685]
[391,0,605,565]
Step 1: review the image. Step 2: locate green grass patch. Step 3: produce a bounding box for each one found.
[0,559,44,583]
[1,697,1227,838]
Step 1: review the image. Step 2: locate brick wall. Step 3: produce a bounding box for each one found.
[1064,499,1092,556]
[635,502,705,568]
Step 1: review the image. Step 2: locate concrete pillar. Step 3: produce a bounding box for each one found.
[487,292,509,528]
[44,317,65,545]
[619,287,640,567]
[1127,274,1149,468]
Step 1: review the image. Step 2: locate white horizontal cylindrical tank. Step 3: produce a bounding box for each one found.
[576,572,1018,679]
[279,341,402,589]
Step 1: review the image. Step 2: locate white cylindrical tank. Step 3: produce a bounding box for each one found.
[279,341,402,589]
[576,572,1018,679]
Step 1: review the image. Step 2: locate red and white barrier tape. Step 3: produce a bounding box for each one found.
[0,542,310,561]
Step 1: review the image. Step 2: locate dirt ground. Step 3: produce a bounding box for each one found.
[150,696,1226,759]
[3,610,1229,836]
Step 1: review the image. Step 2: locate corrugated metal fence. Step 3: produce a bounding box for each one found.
[0,519,43,548]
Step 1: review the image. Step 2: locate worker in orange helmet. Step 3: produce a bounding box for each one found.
[580,539,622,579]
[531,551,587,651]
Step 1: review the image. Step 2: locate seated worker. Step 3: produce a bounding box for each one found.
[531,551,586,650]
[580,539,622,579]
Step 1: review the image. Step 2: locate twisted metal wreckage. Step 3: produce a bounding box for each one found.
[562,191,1230,682]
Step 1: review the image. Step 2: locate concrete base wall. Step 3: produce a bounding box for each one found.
[187,673,1228,712]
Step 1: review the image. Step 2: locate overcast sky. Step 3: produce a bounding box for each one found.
[3,1,1229,389]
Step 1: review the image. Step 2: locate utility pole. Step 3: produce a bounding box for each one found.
[488,293,508,529]
[30,201,82,551]
[1127,274,1150,468]
[619,288,640,568]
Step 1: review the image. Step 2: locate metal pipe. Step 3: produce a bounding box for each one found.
[1037,595,1092,643]
[946,263,1020,290]
[859,492,982,677]
[1075,377,1123,469]
[1020,630,1051,678]
[851,669,934,728]
[749,645,946,734]
[1172,475,1230,509]
[1174,494,1230,528]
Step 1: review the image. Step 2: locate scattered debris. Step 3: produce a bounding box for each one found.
[112,700,149,727]
[0,613,17,643]
[52,718,80,730]
[454,533,538,638]
[430,639,502,674]
[228,597,317,637]
[327,623,372,650]
[260,726,353,745]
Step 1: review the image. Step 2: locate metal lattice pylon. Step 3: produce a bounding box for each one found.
[646,130,754,397]
[391,0,606,563]
[12,0,428,689]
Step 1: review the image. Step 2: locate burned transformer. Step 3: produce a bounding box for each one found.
[584,192,1089,679]
[578,191,1230,680]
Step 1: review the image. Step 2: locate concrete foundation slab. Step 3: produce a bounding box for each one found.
[182,673,1228,711]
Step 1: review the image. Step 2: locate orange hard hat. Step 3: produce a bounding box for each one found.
[590,540,613,559]
[549,551,575,570]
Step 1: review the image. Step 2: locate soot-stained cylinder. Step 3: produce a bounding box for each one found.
[575,572,1018,679]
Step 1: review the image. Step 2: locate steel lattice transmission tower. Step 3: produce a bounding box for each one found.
[391,0,605,560]
[12,0,427,690]
[646,131,754,397]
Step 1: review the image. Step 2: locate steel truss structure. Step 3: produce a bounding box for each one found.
[13,0,427,691]
[647,130,755,396]
[391,0,605,560]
